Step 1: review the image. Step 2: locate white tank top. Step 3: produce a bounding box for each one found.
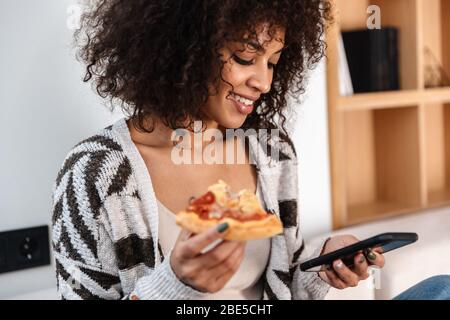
[157,182,271,300]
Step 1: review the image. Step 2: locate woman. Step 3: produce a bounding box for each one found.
[52,0,449,300]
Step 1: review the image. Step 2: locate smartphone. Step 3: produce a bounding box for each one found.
[300,232,418,272]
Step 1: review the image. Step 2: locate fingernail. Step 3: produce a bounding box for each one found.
[359,255,366,263]
[367,251,377,261]
[217,222,229,233]
[335,261,343,269]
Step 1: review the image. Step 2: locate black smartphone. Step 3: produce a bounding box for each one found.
[300,232,418,272]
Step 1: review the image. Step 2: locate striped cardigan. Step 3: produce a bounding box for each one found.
[51,117,330,300]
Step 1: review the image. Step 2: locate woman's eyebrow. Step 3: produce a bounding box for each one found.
[241,40,285,55]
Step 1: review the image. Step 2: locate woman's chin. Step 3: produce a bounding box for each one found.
[220,116,247,129]
[219,99,252,129]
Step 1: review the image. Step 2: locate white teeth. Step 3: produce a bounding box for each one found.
[231,93,253,106]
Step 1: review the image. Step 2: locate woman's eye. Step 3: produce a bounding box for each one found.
[232,55,253,66]
[232,54,277,69]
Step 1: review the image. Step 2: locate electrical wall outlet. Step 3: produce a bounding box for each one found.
[0,225,50,274]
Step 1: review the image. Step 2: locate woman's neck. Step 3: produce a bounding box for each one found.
[127,116,227,150]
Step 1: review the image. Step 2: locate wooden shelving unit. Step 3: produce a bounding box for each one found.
[327,0,450,228]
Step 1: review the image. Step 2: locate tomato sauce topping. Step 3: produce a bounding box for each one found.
[187,192,266,222]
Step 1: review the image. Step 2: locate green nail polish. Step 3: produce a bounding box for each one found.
[217,222,229,233]
[359,256,366,263]
[367,251,377,261]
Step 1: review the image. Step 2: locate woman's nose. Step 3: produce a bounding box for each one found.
[247,64,272,94]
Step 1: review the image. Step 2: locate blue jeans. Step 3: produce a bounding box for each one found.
[393,275,450,300]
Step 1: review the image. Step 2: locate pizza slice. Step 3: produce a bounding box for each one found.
[175,180,283,241]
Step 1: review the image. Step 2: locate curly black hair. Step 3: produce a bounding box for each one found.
[75,0,332,140]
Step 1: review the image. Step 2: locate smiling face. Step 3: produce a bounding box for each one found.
[202,24,286,129]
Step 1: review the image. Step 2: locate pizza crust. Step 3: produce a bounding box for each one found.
[176,210,283,241]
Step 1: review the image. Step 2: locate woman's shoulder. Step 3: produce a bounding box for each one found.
[51,122,143,268]
[53,122,139,204]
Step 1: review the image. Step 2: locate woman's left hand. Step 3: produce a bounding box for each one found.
[318,235,385,289]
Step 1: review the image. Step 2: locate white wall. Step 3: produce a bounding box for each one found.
[0,0,122,298]
[293,61,333,240]
[0,0,331,298]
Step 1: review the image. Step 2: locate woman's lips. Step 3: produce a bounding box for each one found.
[229,96,254,115]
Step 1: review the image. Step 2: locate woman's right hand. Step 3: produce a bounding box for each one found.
[170,222,246,293]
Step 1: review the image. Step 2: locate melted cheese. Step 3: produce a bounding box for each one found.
[207,179,229,207]
[207,180,264,217]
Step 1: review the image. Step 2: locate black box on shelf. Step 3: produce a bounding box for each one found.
[342,28,400,93]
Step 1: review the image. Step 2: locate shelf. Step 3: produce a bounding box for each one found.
[347,201,422,226]
[428,189,450,207]
[336,0,420,91]
[342,106,422,226]
[338,90,421,111]
[421,0,450,89]
[423,87,450,104]
[424,102,450,206]
[338,87,450,111]
[327,0,450,229]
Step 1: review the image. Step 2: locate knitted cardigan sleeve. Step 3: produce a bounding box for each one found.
[291,238,331,300]
[270,135,331,300]
[51,137,207,300]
